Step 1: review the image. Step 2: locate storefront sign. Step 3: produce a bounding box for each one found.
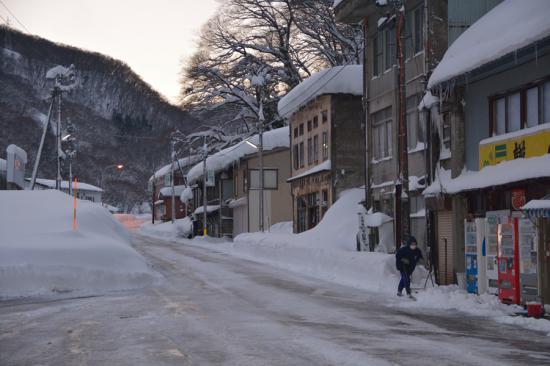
[511,189,526,211]
[479,124,550,169]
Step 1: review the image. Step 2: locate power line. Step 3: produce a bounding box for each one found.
[0,0,30,33]
[0,13,7,24]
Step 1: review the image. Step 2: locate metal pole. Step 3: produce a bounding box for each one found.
[56,88,62,191]
[69,159,73,195]
[202,136,208,236]
[258,101,265,232]
[171,141,176,224]
[152,179,156,224]
[30,91,56,190]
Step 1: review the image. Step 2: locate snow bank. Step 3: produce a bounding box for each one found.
[391,286,550,336]
[0,190,156,299]
[428,0,550,88]
[278,65,362,117]
[140,217,193,240]
[185,188,426,294]
[187,126,289,185]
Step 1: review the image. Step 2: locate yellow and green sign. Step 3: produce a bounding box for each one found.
[479,124,550,169]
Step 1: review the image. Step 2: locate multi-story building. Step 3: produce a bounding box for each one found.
[278,65,365,233]
[425,0,550,302]
[335,0,502,271]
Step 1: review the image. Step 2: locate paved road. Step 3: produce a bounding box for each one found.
[1,235,550,366]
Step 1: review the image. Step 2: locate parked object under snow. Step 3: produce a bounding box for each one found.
[428,0,550,88]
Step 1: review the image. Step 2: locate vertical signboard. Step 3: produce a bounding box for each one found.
[465,220,478,294]
[6,144,27,189]
[519,218,538,302]
[498,218,521,305]
[485,210,509,295]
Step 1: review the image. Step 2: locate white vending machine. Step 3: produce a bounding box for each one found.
[476,218,487,295]
[485,210,510,295]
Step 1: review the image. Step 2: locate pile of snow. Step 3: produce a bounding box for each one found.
[0,190,156,299]
[278,65,362,117]
[140,217,193,240]
[185,189,424,294]
[187,126,289,185]
[428,0,550,88]
[180,186,193,203]
[159,185,187,198]
[424,154,550,196]
[391,286,550,336]
[269,221,293,234]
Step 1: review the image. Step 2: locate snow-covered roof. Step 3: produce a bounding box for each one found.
[428,0,550,88]
[365,212,393,227]
[150,155,202,182]
[159,185,187,198]
[522,200,550,211]
[287,160,331,182]
[194,205,220,215]
[187,127,289,185]
[424,154,550,196]
[278,65,363,117]
[31,178,103,192]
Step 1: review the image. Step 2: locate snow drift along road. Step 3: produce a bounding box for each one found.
[0,190,156,298]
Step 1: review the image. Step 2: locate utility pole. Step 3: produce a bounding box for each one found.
[394,1,411,249]
[56,86,62,191]
[30,88,57,190]
[258,100,265,232]
[170,140,176,224]
[202,136,208,236]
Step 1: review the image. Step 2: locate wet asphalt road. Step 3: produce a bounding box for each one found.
[1,234,549,366]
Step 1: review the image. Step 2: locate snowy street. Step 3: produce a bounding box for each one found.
[1,234,549,366]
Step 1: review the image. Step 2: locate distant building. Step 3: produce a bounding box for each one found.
[278,65,365,233]
[28,178,103,203]
[0,158,6,190]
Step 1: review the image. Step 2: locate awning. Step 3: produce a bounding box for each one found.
[522,198,550,218]
[228,197,247,209]
[154,200,164,206]
[287,160,331,182]
[194,205,220,215]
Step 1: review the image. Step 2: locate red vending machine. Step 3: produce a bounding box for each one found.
[497,218,520,304]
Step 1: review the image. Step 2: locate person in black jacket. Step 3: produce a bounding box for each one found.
[396,236,423,298]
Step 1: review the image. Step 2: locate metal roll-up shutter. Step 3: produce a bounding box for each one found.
[437,211,454,285]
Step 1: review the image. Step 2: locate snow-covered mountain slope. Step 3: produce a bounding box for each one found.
[0,25,198,208]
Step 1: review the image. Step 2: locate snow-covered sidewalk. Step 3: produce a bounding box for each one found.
[0,190,157,299]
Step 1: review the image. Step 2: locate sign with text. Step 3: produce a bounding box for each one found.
[6,144,27,189]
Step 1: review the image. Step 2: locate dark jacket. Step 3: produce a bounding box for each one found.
[396,237,423,274]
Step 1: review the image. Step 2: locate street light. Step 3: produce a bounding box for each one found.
[100,164,124,190]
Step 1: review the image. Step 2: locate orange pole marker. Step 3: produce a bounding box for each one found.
[73,177,78,231]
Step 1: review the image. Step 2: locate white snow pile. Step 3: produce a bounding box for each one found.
[424,154,550,196]
[186,188,426,294]
[391,286,550,336]
[278,65,362,117]
[428,0,550,88]
[159,185,187,198]
[140,217,193,240]
[0,190,157,299]
[187,126,289,185]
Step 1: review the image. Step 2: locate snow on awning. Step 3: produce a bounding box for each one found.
[287,160,331,182]
[278,65,362,117]
[187,127,289,185]
[522,198,550,218]
[159,185,187,198]
[428,0,550,89]
[365,212,393,228]
[154,200,164,206]
[194,205,220,215]
[228,197,247,209]
[424,154,550,196]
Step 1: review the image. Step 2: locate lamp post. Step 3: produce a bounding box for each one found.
[100,164,124,190]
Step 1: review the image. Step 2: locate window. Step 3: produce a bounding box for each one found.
[299,123,304,136]
[322,132,329,161]
[313,135,319,162]
[404,12,413,59]
[307,120,312,132]
[313,116,319,129]
[414,6,424,53]
[385,27,396,71]
[322,110,328,123]
[372,107,393,160]
[299,142,304,167]
[406,95,424,150]
[307,138,313,165]
[249,169,278,190]
[293,127,298,138]
[293,144,299,170]
[491,79,550,136]
[373,36,383,76]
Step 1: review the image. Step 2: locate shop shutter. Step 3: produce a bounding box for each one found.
[437,211,454,285]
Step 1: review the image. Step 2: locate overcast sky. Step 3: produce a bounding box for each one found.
[1,0,222,103]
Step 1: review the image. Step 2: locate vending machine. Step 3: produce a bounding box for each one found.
[464,220,478,294]
[518,218,538,302]
[475,218,487,295]
[485,211,509,295]
[497,217,521,305]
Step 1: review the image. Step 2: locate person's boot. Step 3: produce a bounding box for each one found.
[407,292,416,300]
[397,290,403,297]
